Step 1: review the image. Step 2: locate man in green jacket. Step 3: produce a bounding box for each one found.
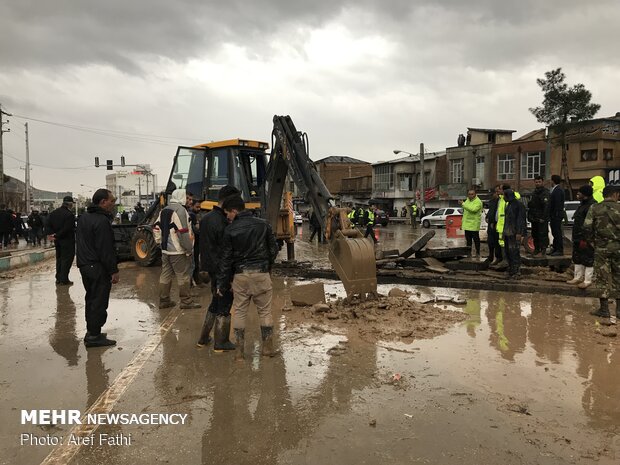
[460,189,483,257]
[589,175,606,203]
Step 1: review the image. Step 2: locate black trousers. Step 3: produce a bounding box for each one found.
[487,227,502,261]
[504,235,521,276]
[550,218,564,253]
[80,263,112,335]
[531,221,549,253]
[207,272,234,316]
[1,231,11,247]
[55,239,75,283]
[464,230,480,253]
[309,226,323,243]
[364,224,377,243]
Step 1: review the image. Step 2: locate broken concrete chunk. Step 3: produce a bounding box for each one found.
[290,283,326,306]
[388,287,408,297]
[312,303,331,313]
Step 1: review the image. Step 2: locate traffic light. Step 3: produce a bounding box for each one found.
[94,157,100,167]
[106,160,113,170]
[121,156,125,167]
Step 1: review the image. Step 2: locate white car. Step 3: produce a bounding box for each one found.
[293,211,303,225]
[421,207,463,228]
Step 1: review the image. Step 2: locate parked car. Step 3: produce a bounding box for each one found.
[293,211,303,225]
[564,201,580,225]
[374,209,389,227]
[421,207,463,228]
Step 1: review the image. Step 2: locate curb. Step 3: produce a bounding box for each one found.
[0,248,55,272]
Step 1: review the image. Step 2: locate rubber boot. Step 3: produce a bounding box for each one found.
[213,315,236,352]
[590,298,609,317]
[159,282,176,309]
[196,312,216,347]
[234,328,245,361]
[566,264,585,284]
[260,326,280,357]
[578,267,593,289]
[179,282,201,309]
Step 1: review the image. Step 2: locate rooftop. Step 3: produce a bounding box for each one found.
[314,156,369,164]
[373,151,446,166]
[467,128,516,133]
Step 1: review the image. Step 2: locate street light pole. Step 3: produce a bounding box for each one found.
[419,143,425,212]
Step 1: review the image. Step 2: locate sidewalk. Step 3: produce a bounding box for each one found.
[0,241,55,272]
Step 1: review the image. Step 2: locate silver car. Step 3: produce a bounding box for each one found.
[421,207,463,228]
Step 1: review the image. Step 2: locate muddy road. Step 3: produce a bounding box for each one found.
[1,223,619,465]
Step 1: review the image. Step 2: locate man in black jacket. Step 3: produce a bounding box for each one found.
[0,205,13,248]
[527,175,550,256]
[217,195,279,360]
[503,189,527,279]
[485,185,503,265]
[196,185,240,351]
[48,196,76,285]
[76,189,119,347]
[549,174,565,256]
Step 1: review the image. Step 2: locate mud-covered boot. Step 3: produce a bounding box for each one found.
[196,312,216,347]
[234,328,245,361]
[179,282,201,309]
[158,282,176,309]
[590,298,609,318]
[260,326,280,357]
[578,267,593,289]
[566,264,585,284]
[213,315,236,352]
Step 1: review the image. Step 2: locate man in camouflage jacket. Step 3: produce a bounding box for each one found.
[583,186,620,322]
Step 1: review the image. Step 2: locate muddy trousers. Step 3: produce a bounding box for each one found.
[208,272,234,316]
[159,254,193,306]
[79,263,112,335]
[487,227,502,261]
[504,235,521,276]
[464,230,480,255]
[55,239,75,283]
[231,272,273,330]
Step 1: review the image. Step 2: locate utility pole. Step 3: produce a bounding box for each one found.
[420,143,425,212]
[25,123,31,212]
[0,103,12,204]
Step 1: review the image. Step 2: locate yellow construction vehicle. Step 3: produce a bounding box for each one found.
[116,115,376,298]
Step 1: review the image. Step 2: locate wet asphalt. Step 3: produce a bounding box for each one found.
[1,223,618,465]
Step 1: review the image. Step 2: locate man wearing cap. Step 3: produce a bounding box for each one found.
[48,195,77,285]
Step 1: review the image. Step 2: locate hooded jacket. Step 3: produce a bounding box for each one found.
[153,189,194,255]
[76,205,118,275]
[572,196,596,242]
[590,176,605,203]
[199,205,228,274]
[462,196,483,231]
[503,190,527,237]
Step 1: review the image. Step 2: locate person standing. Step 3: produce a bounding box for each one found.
[486,186,503,265]
[197,185,240,351]
[76,189,119,347]
[549,174,565,256]
[309,210,323,243]
[217,195,279,360]
[0,205,13,248]
[363,205,378,244]
[583,186,620,323]
[567,185,596,288]
[589,175,605,203]
[410,203,418,229]
[153,188,201,310]
[527,175,550,256]
[502,189,527,279]
[460,189,483,257]
[48,196,77,285]
[28,209,44,246]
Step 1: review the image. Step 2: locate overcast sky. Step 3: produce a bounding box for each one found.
[1,0,619,197]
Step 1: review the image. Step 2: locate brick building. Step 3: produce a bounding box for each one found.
[313,156,372,197]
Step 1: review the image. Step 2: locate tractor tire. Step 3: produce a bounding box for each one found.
[131,229,160,267]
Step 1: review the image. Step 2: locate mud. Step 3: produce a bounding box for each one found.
[285,290,467,343]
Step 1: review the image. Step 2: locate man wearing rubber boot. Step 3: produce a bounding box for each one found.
[76,189,119,347]
[527,175,550,256]
[502,189,527,279]
[217,195,279,360]
[153,189,201,310]
[196,186,240,351]
[584,186,620,324]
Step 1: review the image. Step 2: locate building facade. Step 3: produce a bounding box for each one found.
[105,165,158,211]
[313,156,373,198]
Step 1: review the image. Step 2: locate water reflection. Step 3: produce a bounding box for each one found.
[86,347,111,408]
[486,295,527,361]
[49,286,80,366]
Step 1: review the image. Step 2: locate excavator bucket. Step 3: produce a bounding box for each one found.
[328,229,377,299]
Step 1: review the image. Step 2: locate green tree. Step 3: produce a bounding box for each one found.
[529,68,600,196]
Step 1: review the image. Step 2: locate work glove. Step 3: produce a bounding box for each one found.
[579,240,589,249]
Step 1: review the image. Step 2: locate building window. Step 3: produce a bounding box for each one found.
[374,165,394,191]
[497,154,515,180]
[398,173,413,191]
[580,149,598,162]
[450,159,464,184]
[603,148,614,161]
[475,156,485,181]
[520,151,546,179]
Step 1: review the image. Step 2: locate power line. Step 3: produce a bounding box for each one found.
[3,150,96,170]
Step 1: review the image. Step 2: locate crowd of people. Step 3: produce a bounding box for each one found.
[0,206,56,248]
[460,175,619,324]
